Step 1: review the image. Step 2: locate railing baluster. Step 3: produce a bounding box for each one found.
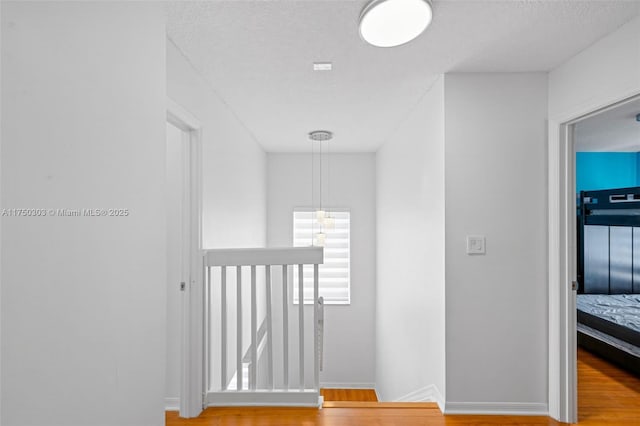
[203,247,322,403]
[250,265,257,390]
[221,266,227,390]
[204,264,210,394]
[298,264,304,391]
[266,265,274,389]
[282,265,289,390]
[313,264,319,391]
[236,266,242,391]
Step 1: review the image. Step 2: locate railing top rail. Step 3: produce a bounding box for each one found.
[205,247,323,267]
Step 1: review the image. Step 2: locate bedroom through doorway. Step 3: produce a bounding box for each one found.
[572,95,640,423]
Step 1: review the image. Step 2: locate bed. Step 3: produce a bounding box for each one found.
[577,187,640,375]
[576,294,640,374]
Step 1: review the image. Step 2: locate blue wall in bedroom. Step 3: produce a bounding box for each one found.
[576,152,640,193]
[636,152,640,186]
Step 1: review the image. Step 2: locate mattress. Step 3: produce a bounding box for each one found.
[577,294,640,347]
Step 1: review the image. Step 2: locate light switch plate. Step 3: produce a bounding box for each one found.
[466,235,486,255]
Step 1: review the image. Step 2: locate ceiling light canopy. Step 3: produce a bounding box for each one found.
[308,130,333,142]
[359,0,433,48]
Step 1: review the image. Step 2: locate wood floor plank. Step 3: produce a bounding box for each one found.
[576,347,640,425]
[167,348,640,426]
[321,388,378,402]
[323,401,438,409]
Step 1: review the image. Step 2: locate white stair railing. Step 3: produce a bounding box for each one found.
[204,247,323,407]
[227,318,268,391]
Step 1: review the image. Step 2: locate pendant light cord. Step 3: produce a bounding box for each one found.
[311,139,315,245]
[327,139,330,218]
[319,140,323,213]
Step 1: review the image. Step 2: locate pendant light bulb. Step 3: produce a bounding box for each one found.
[316,209,326,224]
[323,215,335,229]
[314,232,326,247]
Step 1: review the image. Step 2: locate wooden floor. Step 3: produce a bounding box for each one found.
[320,388,378,402]
[167,348,640,425]
[574,347,640,425]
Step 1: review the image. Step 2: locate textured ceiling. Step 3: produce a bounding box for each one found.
[575,98,640,152]
[166,0,640,152]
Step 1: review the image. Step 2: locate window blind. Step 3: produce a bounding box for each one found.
[292,210,350,304]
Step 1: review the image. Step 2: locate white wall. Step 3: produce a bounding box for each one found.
[546,14,640,422]
[549,15,640,122]
[267,153,376,388]
[166,40,267,399]
[1,3,167,425]
[444,73,548,413]
[167,41,267,251]
[375,77,445,405]
[0,2,4,422]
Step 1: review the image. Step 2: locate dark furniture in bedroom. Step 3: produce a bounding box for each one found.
[578,187,640,375]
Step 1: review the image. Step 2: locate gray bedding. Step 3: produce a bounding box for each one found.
[577,294,640,333]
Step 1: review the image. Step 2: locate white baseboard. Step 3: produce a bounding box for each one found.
[393,384,444,411]
[165,397,180,411]
[444,401,548,416]
[320,382,376,389]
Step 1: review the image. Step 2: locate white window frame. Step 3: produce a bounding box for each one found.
[292,209,351,305]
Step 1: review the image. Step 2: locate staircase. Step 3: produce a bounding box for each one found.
[320,388,439,410]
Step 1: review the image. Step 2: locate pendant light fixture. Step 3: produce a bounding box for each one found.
[309,130,333,247]
[359,0,433,48]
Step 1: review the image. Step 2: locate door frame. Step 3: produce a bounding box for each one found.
[167,98,203,418]
[548,92,640,423]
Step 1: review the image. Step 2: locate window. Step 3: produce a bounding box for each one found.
[292,210,350,304]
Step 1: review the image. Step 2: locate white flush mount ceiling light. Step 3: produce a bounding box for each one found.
[359,0,433,48]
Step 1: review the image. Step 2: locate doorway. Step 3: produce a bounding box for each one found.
[572,96,640,423]
[551,94,640,424]
[165,99,203,418]
[165,121,188,412]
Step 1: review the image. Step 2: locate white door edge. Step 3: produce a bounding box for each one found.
[167,98,203,418]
